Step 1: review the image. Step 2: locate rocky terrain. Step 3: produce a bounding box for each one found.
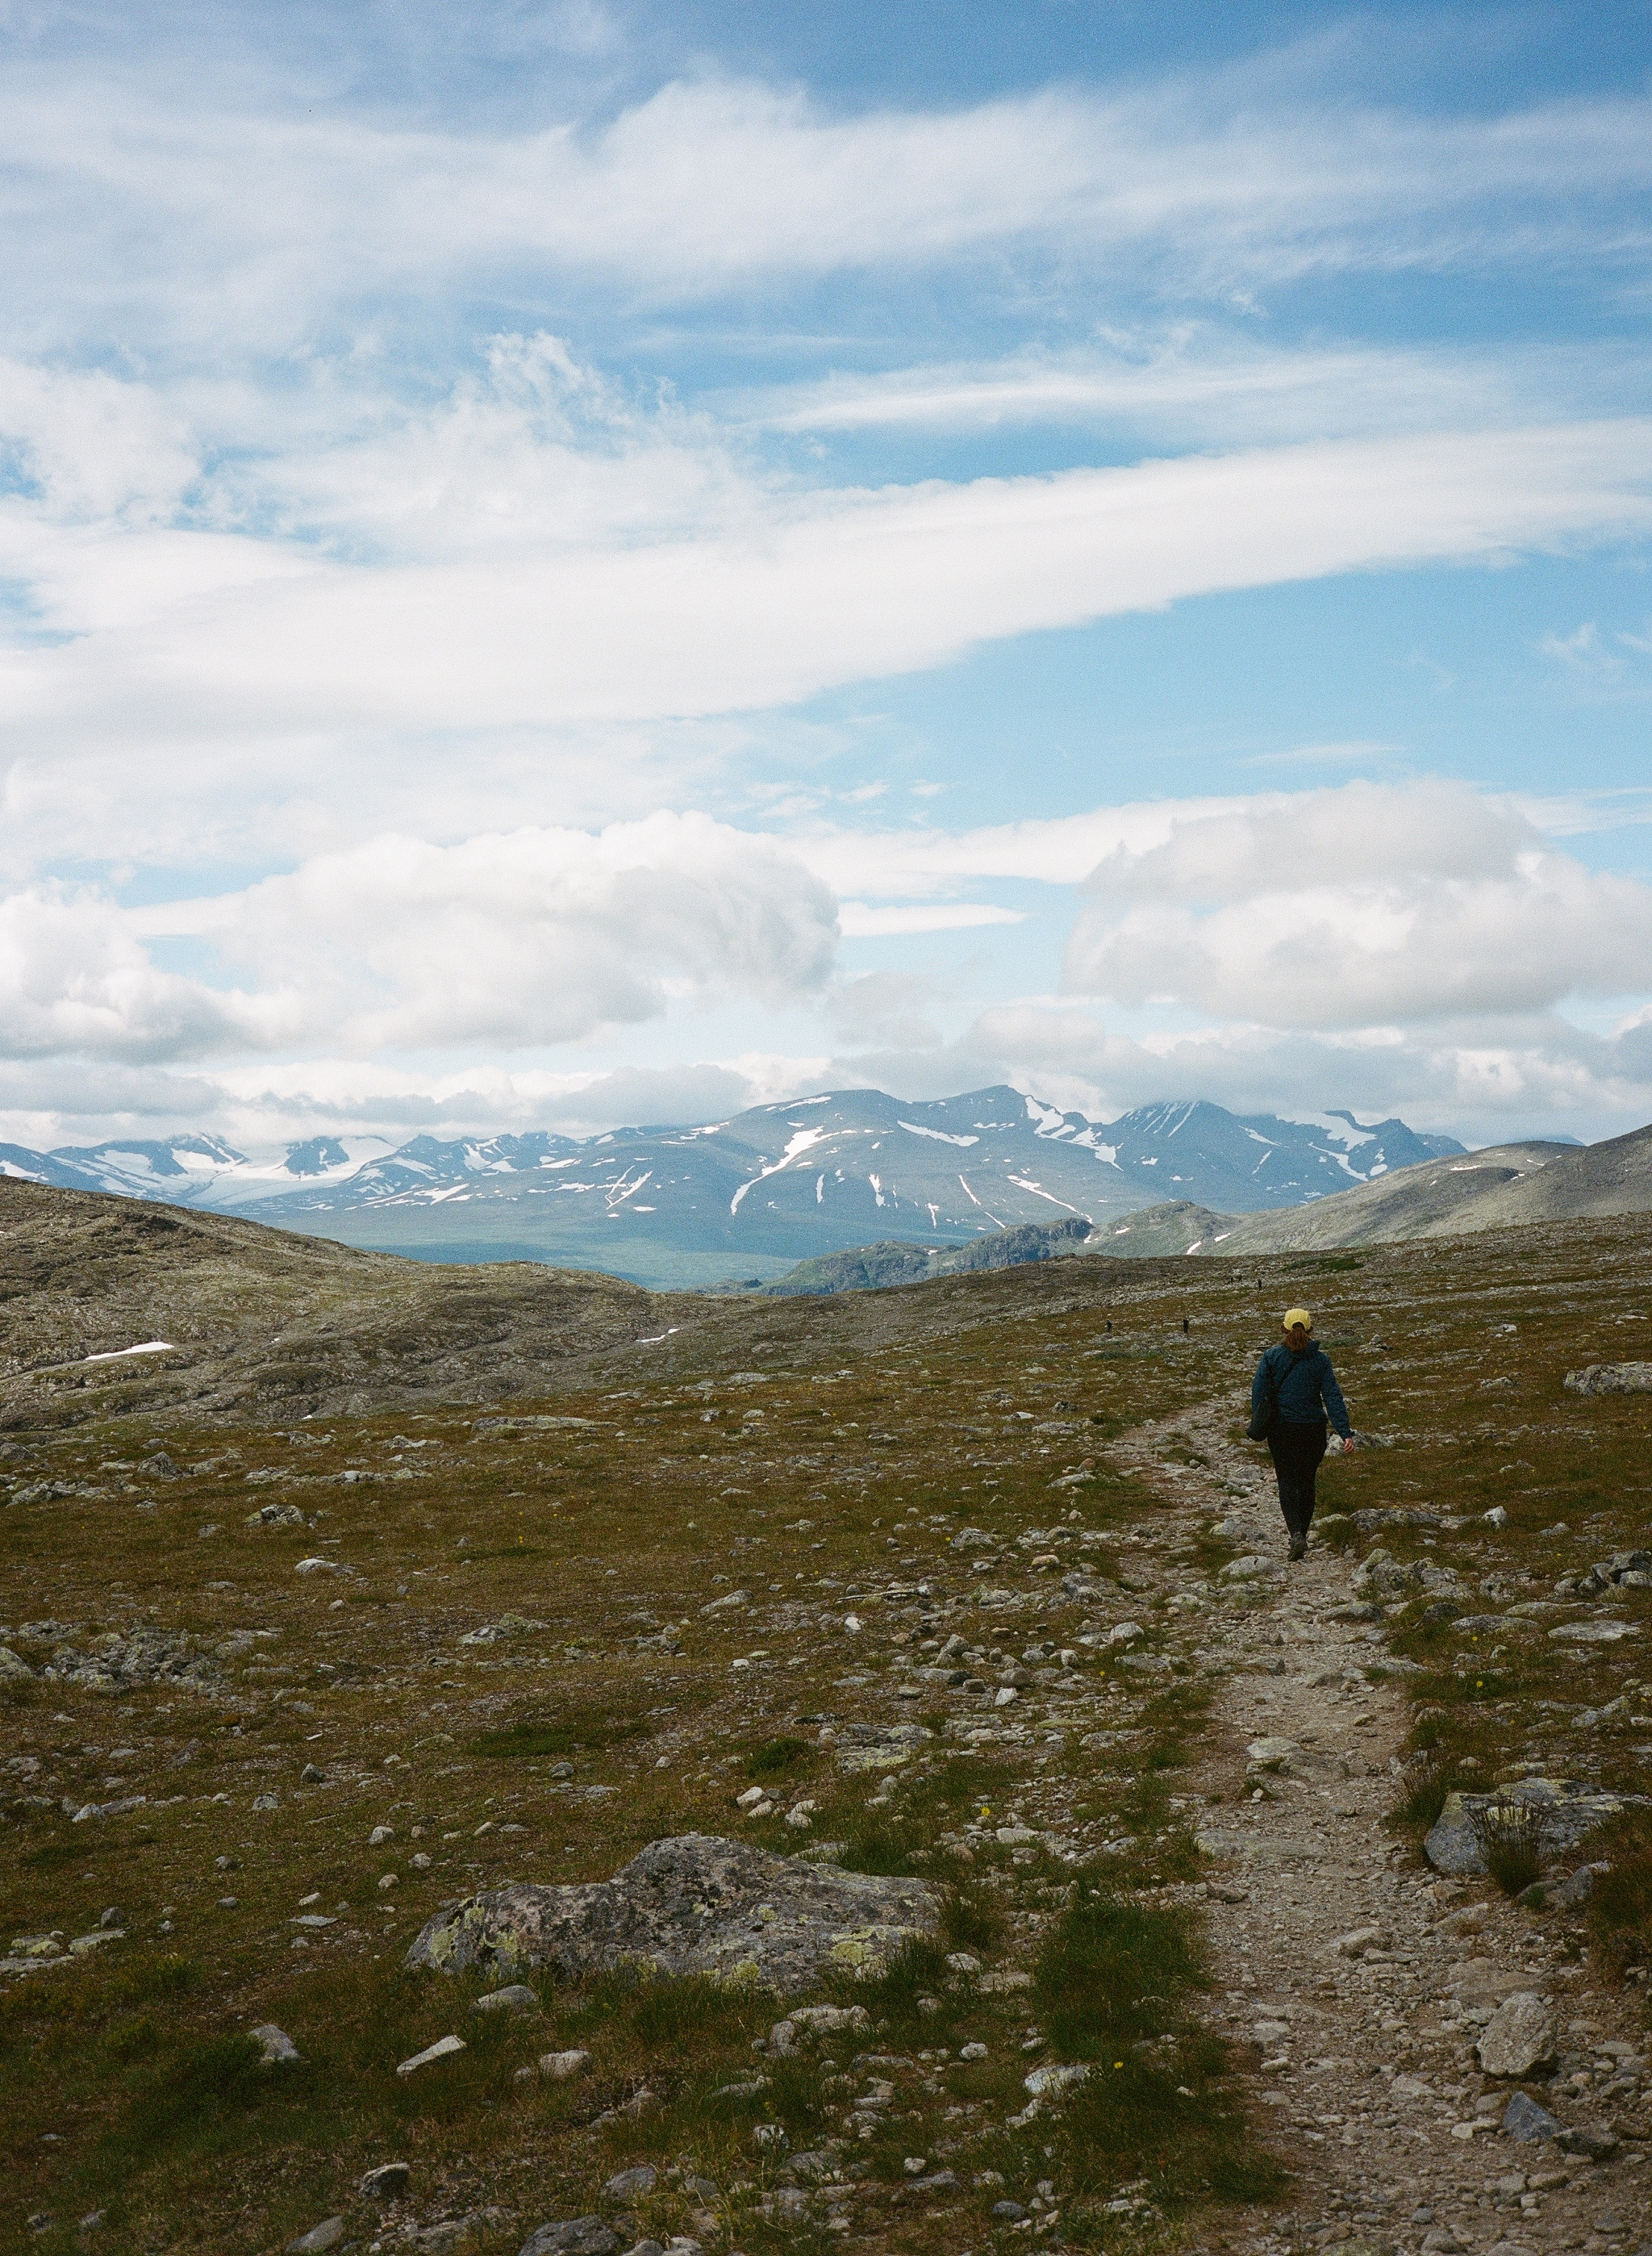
[2,1196,1651,2256]
[0,1180,658,1427]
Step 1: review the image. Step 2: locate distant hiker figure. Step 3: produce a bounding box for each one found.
[1249,1308,1355,1560]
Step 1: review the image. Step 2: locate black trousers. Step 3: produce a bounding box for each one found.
[1267,1418,1329,1536]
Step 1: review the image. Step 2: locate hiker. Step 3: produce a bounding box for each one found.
[1249,1307,1355,1560]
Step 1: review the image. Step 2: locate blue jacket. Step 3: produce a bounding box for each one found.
[1253,1342,1351,1437]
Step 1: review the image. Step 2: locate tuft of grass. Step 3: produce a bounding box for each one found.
[470,1702,648,1760]
[113,2032,270,2168]
[1034,1882,1204,2057]
[743,1735,809,1778]
[942,1886,1005,1957]
[1472,1801,1549,1899]
[1588,1811,1652,1974]
[1024,1873,1285,2218]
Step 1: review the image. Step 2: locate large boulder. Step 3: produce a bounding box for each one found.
[405,1833,941,1992]
[1424,1781,1646,1876]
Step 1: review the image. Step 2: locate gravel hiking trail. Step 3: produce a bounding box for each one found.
[1104,1402,1649,2256]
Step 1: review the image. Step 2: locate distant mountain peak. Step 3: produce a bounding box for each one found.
[5,1087,1468,1290]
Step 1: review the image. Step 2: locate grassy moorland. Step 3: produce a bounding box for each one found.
[2,1208,1649,2253]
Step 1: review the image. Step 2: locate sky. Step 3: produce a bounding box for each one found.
[2,0,1652,1156]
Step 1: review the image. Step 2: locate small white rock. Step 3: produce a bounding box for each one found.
[395,2034,466,2078]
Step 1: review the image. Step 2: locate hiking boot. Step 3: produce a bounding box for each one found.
[1287,1533,1308,1561]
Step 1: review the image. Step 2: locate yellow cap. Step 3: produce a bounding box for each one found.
[1283,1307,1313,1333]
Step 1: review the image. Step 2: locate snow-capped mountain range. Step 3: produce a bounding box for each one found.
[1,1088,1464,1289]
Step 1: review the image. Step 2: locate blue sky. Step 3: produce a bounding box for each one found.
[2,0,1651,1154]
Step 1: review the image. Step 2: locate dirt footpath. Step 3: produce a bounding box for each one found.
[1106,1405,1650,2256]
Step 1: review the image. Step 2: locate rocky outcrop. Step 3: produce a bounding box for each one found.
[1424,1781,1646,1876]
[405,1833,941,1991]
[1564,1363,1652,1395]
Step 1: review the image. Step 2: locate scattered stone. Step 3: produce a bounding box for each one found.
[252,2023,302,2066]
[286,2221,344,2255]
[247,1502,304,1527]
[1549,1620,1637,1644]
[0,1647,36,1682]
[396,2034,466,2077]
[300,1762,327,1785]
[473,1983,538,2015]
[459,1615,545,1645]
[603,2166,657,2201]
[538,2049,590,2079]
[408,2214,504,2254]
[406,1834,940,1991]
[1477,1995,1557,2078]
[1503,2092,1564,2143]
[1333,1925,1390,1957]
[1553,1863,1605,1907]
[361,2162,412,2200]
[1558,2122,1620,2161]
[42,1627,216,1693]
[518,2220,620,2256]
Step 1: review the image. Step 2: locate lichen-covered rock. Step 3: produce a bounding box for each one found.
[1476,1992,1557,2077]
[1564,1363,1652,1396]
[517,2223,617,2256]
[406,1832,941,1991]
[1350,1548,1466,1605]
[1424,1781,1647,1875]
[44,1627,218,1693]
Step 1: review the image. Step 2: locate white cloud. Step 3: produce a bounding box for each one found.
[5,73,1651,358]
[1,813,836,1063]
[839,901,1024,936]
[0,883,274,1061]
[754,332,1627,447]
[1063,779,1652,1028]
[0,357,196,522]
[9,417,1650,782]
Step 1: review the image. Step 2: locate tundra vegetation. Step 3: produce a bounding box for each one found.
[1,1183,1650,2254]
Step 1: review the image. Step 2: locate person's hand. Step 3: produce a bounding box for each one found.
[1341,1436,1358,1456]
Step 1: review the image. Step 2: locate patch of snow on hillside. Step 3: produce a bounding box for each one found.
[899,1121,979,1147]
[730,1126,830,1214]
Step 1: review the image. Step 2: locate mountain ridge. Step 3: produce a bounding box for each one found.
[0,1087,1465,1290]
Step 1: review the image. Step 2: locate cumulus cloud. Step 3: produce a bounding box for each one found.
[0,884,277,1062]
[3,813,837,1063]
[953,997,1652,1141]
[1063,780,1652,1028]
[0,357,196,522]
